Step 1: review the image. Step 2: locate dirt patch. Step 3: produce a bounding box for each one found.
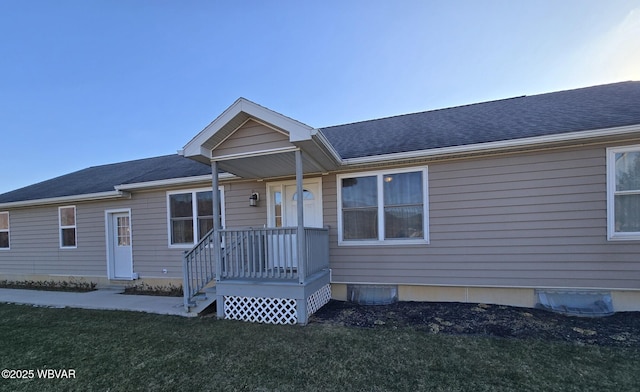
[310,300,640,348]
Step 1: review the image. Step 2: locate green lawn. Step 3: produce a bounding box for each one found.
[0,304,638,392]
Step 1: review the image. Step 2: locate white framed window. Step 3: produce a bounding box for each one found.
[0,211,9,249]
[337,167,429,245]
[607,145,640,240]
[167,187,225,248]
[59,206,77,248]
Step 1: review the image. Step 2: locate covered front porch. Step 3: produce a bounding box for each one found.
[183,226,331,324]
[180,99,340,324]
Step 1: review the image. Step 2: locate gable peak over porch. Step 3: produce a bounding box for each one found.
[180,98,341,179]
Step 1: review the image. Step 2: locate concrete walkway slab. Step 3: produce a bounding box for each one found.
[0,288,213,317]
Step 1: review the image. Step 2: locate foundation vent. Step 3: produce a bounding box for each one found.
[348,285,398,305]
[536,290,614,317]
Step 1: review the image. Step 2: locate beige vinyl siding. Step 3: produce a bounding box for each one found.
[2,207,60,275]
[129,190,185,278]
[213,120,292,158]
[2,205,106,276]
[222,181,267,228]
[327,144,640,290]
[0,190,188,280]
[4,142,640,291]
[322,174,339,250]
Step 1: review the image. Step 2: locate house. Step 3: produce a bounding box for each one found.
[2,81,640,323]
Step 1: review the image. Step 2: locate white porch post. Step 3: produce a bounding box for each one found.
[211,161,224,319]
[295,150,306,285]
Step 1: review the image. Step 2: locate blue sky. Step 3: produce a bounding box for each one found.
[1,0,639,194]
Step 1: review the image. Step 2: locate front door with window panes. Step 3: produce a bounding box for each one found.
[112,212,133,279]
[269,181,323,228]
[267,180,323,270]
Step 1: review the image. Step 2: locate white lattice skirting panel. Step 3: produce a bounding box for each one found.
[224,296,298,325]
[224,285,331,325]
[307,284,332,316]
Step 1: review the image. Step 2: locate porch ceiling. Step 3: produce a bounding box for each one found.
[216,150,327,179]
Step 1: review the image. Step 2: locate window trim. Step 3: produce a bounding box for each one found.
[607,145,640,241]
[166,187,225,249]
[337,166,429,246]
[0,211,9,250]
[58,205,77,249]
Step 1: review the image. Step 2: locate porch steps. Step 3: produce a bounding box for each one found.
[188,286,217,315]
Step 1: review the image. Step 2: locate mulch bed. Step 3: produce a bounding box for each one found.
[0,281,96,293]
[310,300,640,348]
[121,287,183,297]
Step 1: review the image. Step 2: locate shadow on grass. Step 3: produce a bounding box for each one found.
[0,303,638,392]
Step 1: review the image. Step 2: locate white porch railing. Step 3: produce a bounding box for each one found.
[219,227,329,281]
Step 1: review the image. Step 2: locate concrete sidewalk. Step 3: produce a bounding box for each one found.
[0,288,212,317]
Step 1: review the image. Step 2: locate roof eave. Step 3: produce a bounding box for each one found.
[313,130,344,166]
[0,172,242,207]
[341,124,640,166]
[115,173,237,191]
[0,190,130,209]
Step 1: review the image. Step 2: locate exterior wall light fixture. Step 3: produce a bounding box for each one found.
[249,192,259,207]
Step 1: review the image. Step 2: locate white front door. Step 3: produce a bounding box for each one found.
[268,179,323,228]
[283,182,323,228]
[110,212,133,279]
[267,179,323,270]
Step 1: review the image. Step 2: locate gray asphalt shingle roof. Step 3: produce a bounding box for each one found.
[0,155,211,204]
[1,81,639,204]
[320,81,640,159]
